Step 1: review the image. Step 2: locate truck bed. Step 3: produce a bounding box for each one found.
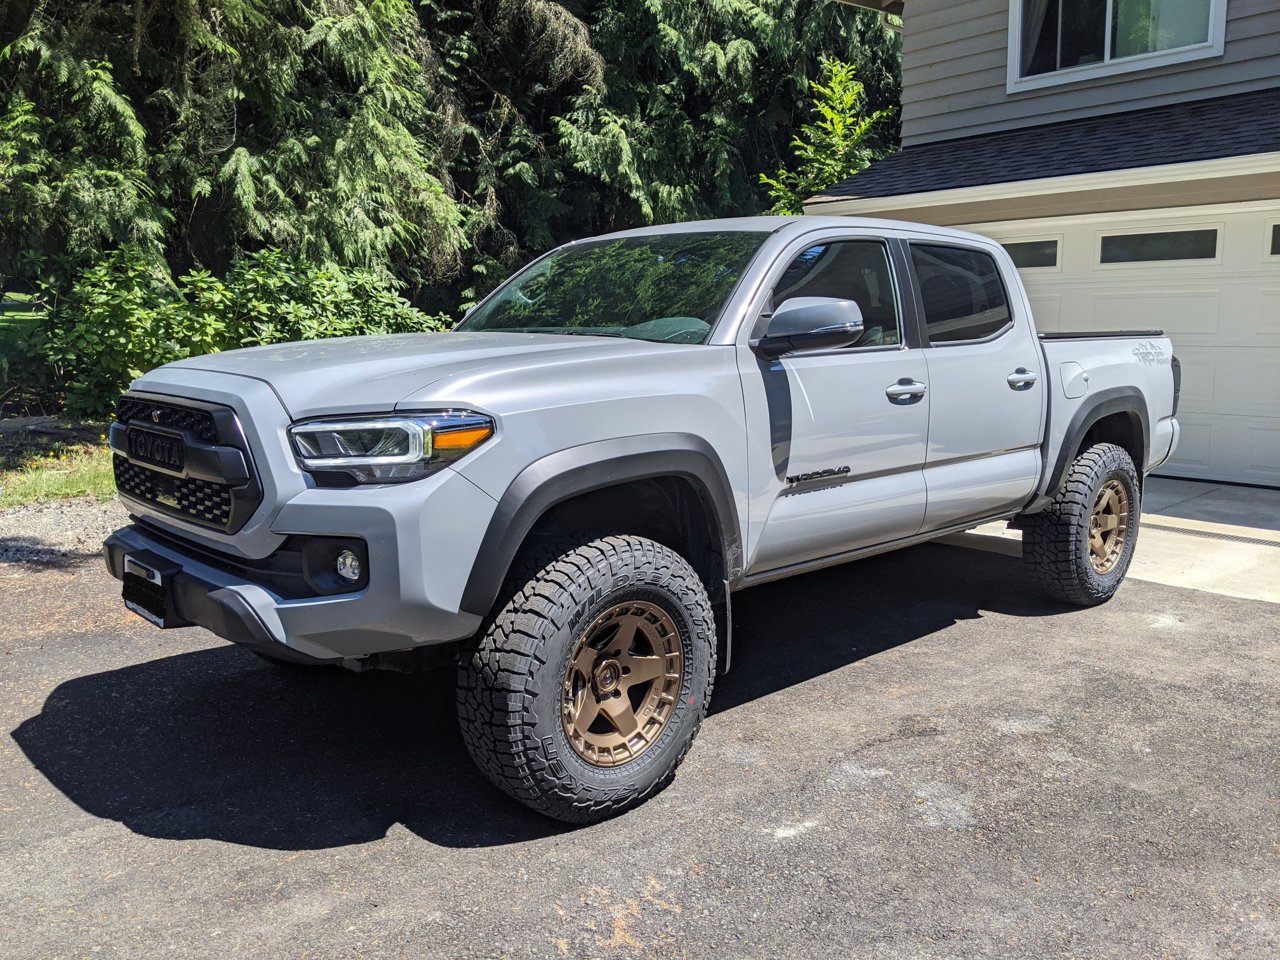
[1038,330,1164,340]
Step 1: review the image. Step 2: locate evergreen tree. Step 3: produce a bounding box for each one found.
[760,56,893,214]
[0,0,901,311]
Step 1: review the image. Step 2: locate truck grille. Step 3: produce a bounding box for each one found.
[115,396,219,444]
[113,456,234,528]
[112,393,261,532]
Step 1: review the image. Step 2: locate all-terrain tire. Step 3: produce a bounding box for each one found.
[457,535,716,824]
[1023,442,1141,606]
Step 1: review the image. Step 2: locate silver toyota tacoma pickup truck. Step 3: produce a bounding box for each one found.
[104,216,1180,822]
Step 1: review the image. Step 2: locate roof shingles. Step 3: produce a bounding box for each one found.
[809,88,1280,203]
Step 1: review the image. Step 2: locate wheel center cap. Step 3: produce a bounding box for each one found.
[594,659,622,694]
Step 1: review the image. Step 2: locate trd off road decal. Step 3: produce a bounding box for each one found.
[1132,341,1169,366]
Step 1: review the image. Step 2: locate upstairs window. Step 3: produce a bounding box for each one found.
[1011,0,1225,90]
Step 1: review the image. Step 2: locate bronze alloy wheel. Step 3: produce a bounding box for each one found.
[1088,478,1131,574]
[561,599,684,767]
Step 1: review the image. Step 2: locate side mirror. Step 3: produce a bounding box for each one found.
[751,297,865,359]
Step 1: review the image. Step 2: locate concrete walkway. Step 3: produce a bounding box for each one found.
[946,477,1280,604]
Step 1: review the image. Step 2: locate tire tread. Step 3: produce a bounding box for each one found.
[1023,442,1140,606]
[457,535,716,823]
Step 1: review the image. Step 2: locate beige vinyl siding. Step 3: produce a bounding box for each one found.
[902,0,1280,146]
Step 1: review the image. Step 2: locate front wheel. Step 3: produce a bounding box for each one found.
[1023,442,1141,606]
[457,535,715,823]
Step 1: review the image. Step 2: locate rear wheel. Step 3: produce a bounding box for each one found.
[1023,442,1140,606]
[457,535,715,823]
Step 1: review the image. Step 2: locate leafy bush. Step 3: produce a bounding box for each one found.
[23,247,452,417]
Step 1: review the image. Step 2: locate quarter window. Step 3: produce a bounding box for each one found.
[1100,229,1217,263]
[771,240,901,347]
[1270,224,1280,257]
[911,245,1012,344]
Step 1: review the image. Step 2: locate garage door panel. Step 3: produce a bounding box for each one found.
[1251,357,1280,418]
[1259,288,1280,337]
[1164,415,1214,476]
[1244,423,1280,485]
[1171,346,1280,419]
[1174,354,1218,410]
[1158,413,1280,485]
[1094,290,1221,335]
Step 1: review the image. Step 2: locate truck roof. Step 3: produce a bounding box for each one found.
[586,215,997,247]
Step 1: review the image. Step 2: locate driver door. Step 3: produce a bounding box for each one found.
[741,235,930,575]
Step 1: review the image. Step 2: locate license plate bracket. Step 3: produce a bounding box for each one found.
[121,551,191,628]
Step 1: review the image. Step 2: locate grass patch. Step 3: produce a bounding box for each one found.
[0,421,115,508]
[1,291,42,327]
[1,294,43,376]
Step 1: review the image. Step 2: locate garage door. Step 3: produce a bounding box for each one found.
[965,201,1280,487]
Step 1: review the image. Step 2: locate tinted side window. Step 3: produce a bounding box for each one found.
[771,240,901,347]
[911,244,1012,343]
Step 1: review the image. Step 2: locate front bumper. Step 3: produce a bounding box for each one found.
[103,533,323,663]
[103,464,498,661]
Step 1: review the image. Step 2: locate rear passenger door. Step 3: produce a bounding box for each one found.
[907,242,1046,530]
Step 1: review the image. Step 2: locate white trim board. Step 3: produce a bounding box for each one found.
[960,198,1280,235]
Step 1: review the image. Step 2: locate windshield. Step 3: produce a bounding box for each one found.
[457,231,766,344]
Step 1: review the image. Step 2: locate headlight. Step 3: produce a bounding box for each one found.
[289,412,494,484]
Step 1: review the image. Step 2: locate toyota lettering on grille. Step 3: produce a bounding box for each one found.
[127,428,186,472]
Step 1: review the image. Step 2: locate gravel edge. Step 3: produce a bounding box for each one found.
[0,496,127,567]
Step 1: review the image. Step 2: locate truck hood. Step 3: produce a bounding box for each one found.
[163,331,679,418]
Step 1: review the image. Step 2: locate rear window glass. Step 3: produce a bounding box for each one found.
[911,244,1012,343]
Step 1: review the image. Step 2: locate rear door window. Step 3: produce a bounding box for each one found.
[910,244,1012,344]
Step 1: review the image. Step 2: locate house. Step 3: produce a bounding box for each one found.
[813,0,1280,487]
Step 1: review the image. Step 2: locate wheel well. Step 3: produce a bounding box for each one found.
[517,477,726,602]
[1078,411,1145,473]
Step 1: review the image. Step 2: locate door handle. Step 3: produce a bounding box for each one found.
[1007,367,1038,390]
[885,378,927,404]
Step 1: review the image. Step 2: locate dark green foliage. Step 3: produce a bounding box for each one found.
[1,0,465,296]
[548,2,900,236]
[25,246,448,417]
[1,0,900,327]
[760,57,894,214]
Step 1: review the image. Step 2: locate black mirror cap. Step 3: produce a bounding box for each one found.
[751,297,865,358]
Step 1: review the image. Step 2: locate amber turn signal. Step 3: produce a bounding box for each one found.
[433,425,494,451]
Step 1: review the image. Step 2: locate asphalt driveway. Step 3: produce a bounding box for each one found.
[2,538,1276,959]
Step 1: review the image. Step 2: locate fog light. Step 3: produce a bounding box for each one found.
[335,549,362,583]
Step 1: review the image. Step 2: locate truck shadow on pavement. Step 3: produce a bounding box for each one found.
[11,543,1073,850]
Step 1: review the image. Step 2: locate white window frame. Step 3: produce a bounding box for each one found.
[1265,219,1280,262]
[1006,0,1228,94]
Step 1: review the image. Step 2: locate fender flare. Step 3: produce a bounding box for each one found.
[1040,387,1150,503]
[459,433,743,618]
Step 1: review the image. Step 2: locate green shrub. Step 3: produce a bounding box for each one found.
[23,247,452,417]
